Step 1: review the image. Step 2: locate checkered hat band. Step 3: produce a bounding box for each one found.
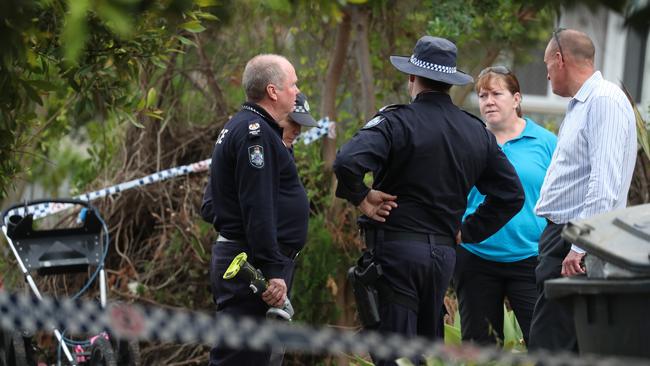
[294,106,308,113]
[409,55,456,74]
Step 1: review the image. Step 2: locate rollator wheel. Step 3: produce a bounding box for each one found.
[88,337,116,366]
[116,339,140,366]
[6,332,30,366]
[0,329,8,366]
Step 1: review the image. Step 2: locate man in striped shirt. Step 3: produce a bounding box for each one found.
[529,29,637,352]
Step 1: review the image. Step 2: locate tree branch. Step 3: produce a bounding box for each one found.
[193,32,229,117]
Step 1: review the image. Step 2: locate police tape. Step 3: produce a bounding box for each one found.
[4,118,334,221]
[296,117,333,145]
[0,290,644,366]
[3,158,211,221]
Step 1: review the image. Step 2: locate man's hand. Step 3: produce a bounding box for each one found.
[561,250,586,277]
[455,231,462,245]
[358,189,398,222]
[262,278,287,307]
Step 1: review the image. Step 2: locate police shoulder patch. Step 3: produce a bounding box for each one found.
[462,110,486,127]
[379,103,406,113]
[248,145,264,168]
[362,115,386,129]
[248,120,262,138]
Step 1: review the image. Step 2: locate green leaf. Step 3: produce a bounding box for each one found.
[28,80,57,92]
[267,0,290,11]
[96,1,134,37]
[146,87,158,108]
[195,0,219,7]
[145,111,164,120]
[179,20,206,33]
[443,323,462,346]
[195,11,219,21]
[151,57,168,69]
[348,354,375,366]
[21,80,43,106]
[125,113,145,128]
[61,0,90,63]
[395,359,415,366]
[176,35,198,47]
[503,307,524,350]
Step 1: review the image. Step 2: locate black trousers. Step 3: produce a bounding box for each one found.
[370,238,455,366]
[208,241,295,366]
[528,222,578,352]
[453,246,537,346]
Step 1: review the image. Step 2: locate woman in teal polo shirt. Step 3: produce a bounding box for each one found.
[454,66,556,346]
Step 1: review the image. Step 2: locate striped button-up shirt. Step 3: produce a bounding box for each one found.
[535,71,637,252]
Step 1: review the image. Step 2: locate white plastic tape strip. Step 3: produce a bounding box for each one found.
[5,118,334,220]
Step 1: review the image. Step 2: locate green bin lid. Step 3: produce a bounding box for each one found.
[562,204,650,274]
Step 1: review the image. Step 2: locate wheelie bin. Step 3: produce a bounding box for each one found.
[545,204,650,358]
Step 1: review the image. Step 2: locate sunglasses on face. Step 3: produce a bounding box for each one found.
[478,65,512,78]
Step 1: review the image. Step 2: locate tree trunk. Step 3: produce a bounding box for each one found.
[320,12,352,174]
[351,6,375,121]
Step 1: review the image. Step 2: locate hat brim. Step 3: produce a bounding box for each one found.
[289,112,318,127]
[390,55,473,85]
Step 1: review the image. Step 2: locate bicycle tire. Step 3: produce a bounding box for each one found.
[88,337,116,366]
[116,339,140,366]
[7,332,29,366]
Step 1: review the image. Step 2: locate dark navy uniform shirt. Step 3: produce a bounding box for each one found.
[208,102,309,279]
[333,91,524,243]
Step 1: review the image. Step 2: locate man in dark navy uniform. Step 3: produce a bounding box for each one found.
[201,92,318,224]
[334,36,525,365]
[205,54,309,366]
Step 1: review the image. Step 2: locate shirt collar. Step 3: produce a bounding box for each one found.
[501,117,536,145]
[573,71,602,103]
[519,117,537,139]
[241,102,282,134]
[412,90,452,104]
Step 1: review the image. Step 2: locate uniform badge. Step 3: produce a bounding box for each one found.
[248,145,264,168]
[248,122,261,137]
[362,116,385,129]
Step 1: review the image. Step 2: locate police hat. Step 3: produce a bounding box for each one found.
[289,93,318,127]
[390,36,473,85]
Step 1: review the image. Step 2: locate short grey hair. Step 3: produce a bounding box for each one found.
[242,54,288,102]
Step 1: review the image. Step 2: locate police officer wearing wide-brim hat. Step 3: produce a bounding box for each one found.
[334,36,524,365]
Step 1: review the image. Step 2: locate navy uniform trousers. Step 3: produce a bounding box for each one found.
[208,241,295,366]
[370,237,455,366]
[528,222,578,352]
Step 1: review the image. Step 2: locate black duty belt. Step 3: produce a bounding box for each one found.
[217,234,300,260]
[278,244,300,260]
[361,229,455,250]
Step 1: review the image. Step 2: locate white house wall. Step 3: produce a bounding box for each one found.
[466,5,649,121]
